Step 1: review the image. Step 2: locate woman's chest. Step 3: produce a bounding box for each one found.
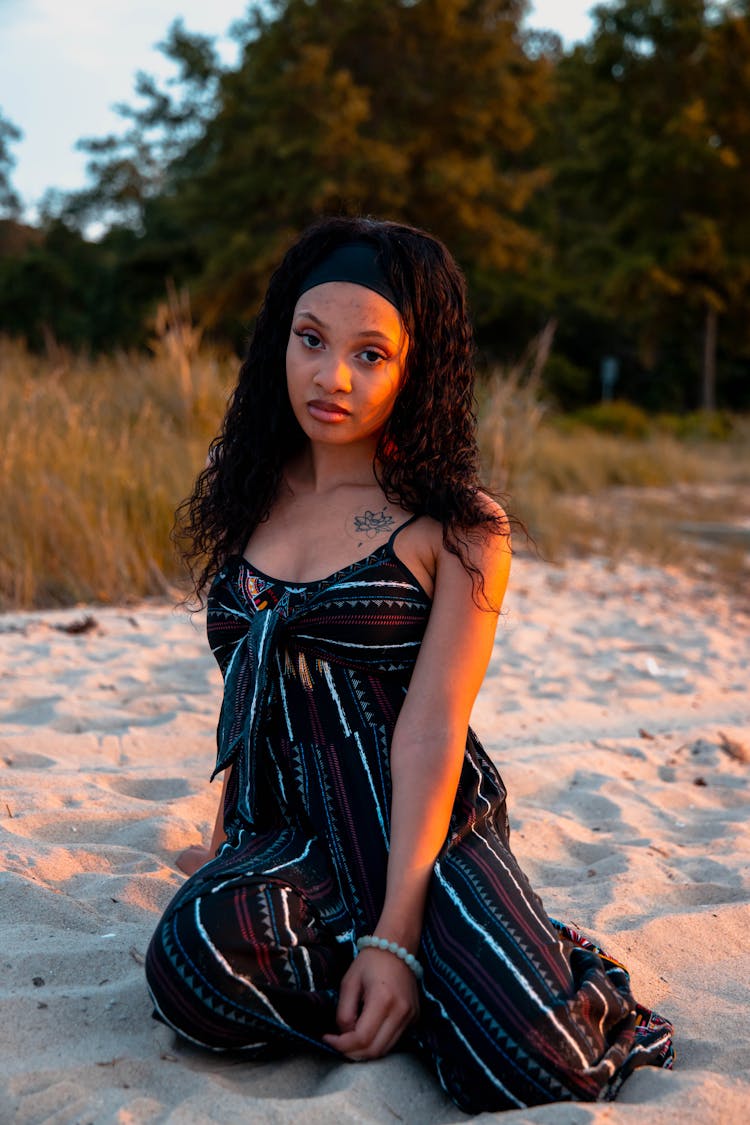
[243,493,406,585]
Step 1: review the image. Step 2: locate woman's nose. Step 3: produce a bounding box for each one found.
[315,355,352,393]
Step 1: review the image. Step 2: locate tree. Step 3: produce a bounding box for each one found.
[64,1,553,340]
[0,218,127,350]
[17,22,225,350]
[61,20,223,234]
[0,109,22,219]
[539,0,750,409]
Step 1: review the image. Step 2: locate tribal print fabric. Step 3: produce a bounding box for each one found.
[145,520,674,1113]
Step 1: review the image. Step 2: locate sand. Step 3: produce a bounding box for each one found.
[1,555,748,1124]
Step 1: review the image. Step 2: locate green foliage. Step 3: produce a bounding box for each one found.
[655,408,735,440]
[554,402,738,441]
[47,1,552,339]
[540,352,592,407]
[191,0,552,331]
[537,0,750,409]
[0,219,151,350]
[566,400,652,439]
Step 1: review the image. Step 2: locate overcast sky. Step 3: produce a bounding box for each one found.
[0,0,596,220]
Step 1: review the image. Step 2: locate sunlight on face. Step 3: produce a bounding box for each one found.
[286,282,408,447]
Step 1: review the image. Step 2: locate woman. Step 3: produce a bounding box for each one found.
[145,216,674,1113]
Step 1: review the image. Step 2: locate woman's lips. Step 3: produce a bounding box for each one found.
[307,400,351,422]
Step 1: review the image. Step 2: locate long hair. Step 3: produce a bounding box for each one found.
[177,216,508,602]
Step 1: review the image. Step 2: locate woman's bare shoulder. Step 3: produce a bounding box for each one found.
[474,490,511,531]
[433,496,511,609]
[405,494,508,547]
[393,499,510,603]
[389,514,441,599]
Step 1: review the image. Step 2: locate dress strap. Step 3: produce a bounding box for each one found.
[387,512,421,548]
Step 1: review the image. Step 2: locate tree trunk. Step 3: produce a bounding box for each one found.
[702,303,718,412]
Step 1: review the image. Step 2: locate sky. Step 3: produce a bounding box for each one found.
[0,0,596,221]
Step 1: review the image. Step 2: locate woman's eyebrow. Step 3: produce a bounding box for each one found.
[294,309,326,326]
[352,330,397,343]
[294,311,398,345]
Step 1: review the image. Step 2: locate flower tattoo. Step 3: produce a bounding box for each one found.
[353,507,395,540]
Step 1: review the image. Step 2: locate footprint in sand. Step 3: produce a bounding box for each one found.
[105,776,192,802]
[2,750,56,769]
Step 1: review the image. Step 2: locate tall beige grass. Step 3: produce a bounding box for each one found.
[1,323,748,609]
[0,330,233,608]
[477,334,750,583]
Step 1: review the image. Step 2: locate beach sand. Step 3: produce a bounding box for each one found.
[1,556,748,1124]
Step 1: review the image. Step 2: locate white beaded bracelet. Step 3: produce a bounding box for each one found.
[356,935,424,981]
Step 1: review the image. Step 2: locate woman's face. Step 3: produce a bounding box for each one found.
[286,282,408,448]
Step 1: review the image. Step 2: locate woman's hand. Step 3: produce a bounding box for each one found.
[175,844,212,875]
[323,948,419,1060]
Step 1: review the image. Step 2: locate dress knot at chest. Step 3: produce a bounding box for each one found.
[208,567,431,832]
[211,608,284,828]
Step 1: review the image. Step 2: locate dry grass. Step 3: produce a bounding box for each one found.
[477,340,750,589]
[1,321,748,609]
[0,333,233,608]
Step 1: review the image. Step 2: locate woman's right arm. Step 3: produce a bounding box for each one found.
[176,766,230,875]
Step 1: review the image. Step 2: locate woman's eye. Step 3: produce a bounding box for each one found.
[359,349,386,365]
[295,329,322,349]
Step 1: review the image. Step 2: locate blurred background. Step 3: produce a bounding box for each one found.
[1,0,748,608]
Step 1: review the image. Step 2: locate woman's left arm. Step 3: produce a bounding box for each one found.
[324,514,511,1059]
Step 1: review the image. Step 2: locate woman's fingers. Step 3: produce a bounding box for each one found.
[327,1000,412,1059]
[323,950,419,1059]
[334,962,363,1033]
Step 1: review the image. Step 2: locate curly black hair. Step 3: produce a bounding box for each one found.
[177,215,508,603]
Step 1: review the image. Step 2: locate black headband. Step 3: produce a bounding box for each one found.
[297,240,400,312]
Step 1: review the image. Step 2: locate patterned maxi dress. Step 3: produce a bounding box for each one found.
[145,518,674,1113]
